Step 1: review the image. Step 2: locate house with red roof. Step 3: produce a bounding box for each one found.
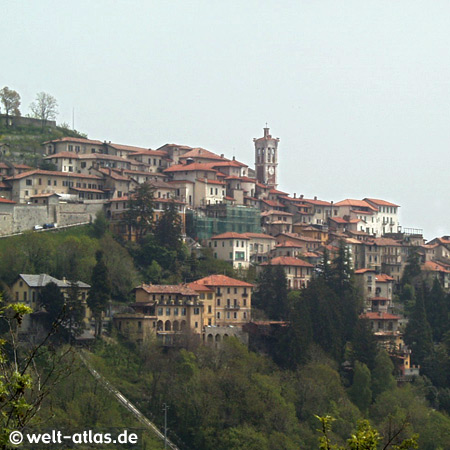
[260,210,293,236]
[354,268,394,311]
[190,274,253,329]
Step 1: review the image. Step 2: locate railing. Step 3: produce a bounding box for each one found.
[225,304,240,310]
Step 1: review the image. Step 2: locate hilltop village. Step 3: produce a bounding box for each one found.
[4,127,449,375]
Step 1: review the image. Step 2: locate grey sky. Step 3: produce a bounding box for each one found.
[2,0,449,239]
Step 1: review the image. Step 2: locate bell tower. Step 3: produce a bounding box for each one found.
[253,126,279,188]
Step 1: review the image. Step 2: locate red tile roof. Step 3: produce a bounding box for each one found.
[164,163,217,173]
[194,274,254,287]
[361,312,400,320]
[243,232,276,240]
[136,284,199,296]
[44,137,104,145]
[5,169,102,180]
[186,282,214,292]
[0,198,15,204]
[261,256,314,267]
[354,268,376,274]
[211,232,249,240]
[261,209,293,216]
[108,143,150,153]
[197,178,225,185]
[261,199,285,207]
[334,199,378,211]
[364,198,399,208]
[375,274,395,282]
[179,148,226,161]
[422,261,450,273]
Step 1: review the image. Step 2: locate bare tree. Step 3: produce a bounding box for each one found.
[0,87,21,120]
[30,92,58,125]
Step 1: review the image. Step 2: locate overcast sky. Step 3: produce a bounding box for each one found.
[2,0,449,239]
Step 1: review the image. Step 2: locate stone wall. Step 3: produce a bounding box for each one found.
[0,201,105,236]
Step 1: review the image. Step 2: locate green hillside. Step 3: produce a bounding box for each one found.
[0,119,86,167]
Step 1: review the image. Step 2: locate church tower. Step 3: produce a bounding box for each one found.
[254,126,279,188]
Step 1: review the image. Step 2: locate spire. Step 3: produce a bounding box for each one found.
[264,124,270,138]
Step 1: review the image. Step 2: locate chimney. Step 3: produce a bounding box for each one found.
[293,193,296,198]
[232,156,235,161]
[220,154,224,158]
[300,194,304,199]
[314,196,317,200]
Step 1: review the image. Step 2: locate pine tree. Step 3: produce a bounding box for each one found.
[272,265,289,320]
[87,250,111,337]
[401,246,422,288]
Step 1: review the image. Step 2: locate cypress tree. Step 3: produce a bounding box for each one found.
[404,285,433,366]
[87,250,111,337]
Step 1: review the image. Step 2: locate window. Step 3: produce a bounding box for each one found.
[195,321,198,328]
[138,321,142,330]
[174,308,179,316]
[234,288,237,294]
[26,179,32,186]
[217,312,221,319]
[217,299,221,306]
[226,312,230,319]
[157,308,163,315]
[227,288,230,294]
[194,307,200,315]
[181,308,186,316]
[208,305,212,313]
[233,312,237,319]
[166,308,171,315]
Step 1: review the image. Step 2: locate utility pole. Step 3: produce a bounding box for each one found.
[162,403,169,449]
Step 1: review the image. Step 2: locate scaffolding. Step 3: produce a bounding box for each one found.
[187,204,261,241]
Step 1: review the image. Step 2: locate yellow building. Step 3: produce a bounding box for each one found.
[114,284,203,345]
[190,275,253,327]
[10,274,91,332]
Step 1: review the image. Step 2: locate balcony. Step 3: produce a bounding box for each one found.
[225,304,240,310]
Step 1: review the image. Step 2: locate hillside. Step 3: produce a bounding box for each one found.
[0,118,87,167]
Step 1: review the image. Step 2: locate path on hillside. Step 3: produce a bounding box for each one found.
[78,350,180,450]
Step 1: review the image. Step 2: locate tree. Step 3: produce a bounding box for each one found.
[0,86,21,119]
[371,349,396,399]
[154,200,183,251]
[316,415,418,450]
[350,318,378,371]
[30,92,58,124]
[0,295,72,447]
[38,281,66,328]
[87,250,111,337]
[91,210,109,238]
[401,247,422,288]
[122,182,155,242]
[348,361,372,414]
[404,285,433,367]
[424,278,448,342]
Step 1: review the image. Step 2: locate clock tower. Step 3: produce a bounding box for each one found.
[254,126,279,188]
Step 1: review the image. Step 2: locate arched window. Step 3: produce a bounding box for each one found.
[173,320,179,331]
[157,320,163,331]
[165,320,171,331]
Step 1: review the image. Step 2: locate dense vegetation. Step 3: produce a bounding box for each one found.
[1,217,450,448]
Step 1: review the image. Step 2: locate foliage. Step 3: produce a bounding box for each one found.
[87,250,111,337]
[371,350,396,399]
[316,415,418,450]
[404,285,433,366]
[0,86,21,117]
[123,182,155,242]
[154,200,183,252]
[38,281,65,328]
[348,361,372,414]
